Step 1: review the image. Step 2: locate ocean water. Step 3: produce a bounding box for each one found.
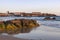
[0,16,60,21]
[12,20,60,40]
[1,16,60,40]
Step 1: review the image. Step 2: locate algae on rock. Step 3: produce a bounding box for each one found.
[0,19,39,34]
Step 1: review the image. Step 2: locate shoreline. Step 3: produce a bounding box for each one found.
[0,35,28,40]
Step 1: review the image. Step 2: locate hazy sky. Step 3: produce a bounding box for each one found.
[0,0,60,15]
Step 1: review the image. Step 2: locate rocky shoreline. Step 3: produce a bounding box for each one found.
[0,19,39,34]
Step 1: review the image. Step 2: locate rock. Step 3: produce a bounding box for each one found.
[44,17,56,20]
[0,19,39,34]
[52,17,56,20]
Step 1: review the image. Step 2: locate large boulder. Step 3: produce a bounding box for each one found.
[0,19,39,34]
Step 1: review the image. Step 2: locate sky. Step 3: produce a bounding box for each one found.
[0,0,60,15]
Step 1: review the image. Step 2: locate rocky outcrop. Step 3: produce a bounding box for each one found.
[0,19,39,34]
[44,17,56,20]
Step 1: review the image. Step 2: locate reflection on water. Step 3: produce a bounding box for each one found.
[12,20,60,40]
[0,16,60,40]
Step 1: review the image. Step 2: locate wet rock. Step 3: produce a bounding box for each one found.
[44,17,56,20]
[0,19,39,34]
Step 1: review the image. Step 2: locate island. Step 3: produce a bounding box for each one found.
[0,11,56,17]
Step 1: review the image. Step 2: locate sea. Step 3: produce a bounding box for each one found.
[1,16,60,40]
